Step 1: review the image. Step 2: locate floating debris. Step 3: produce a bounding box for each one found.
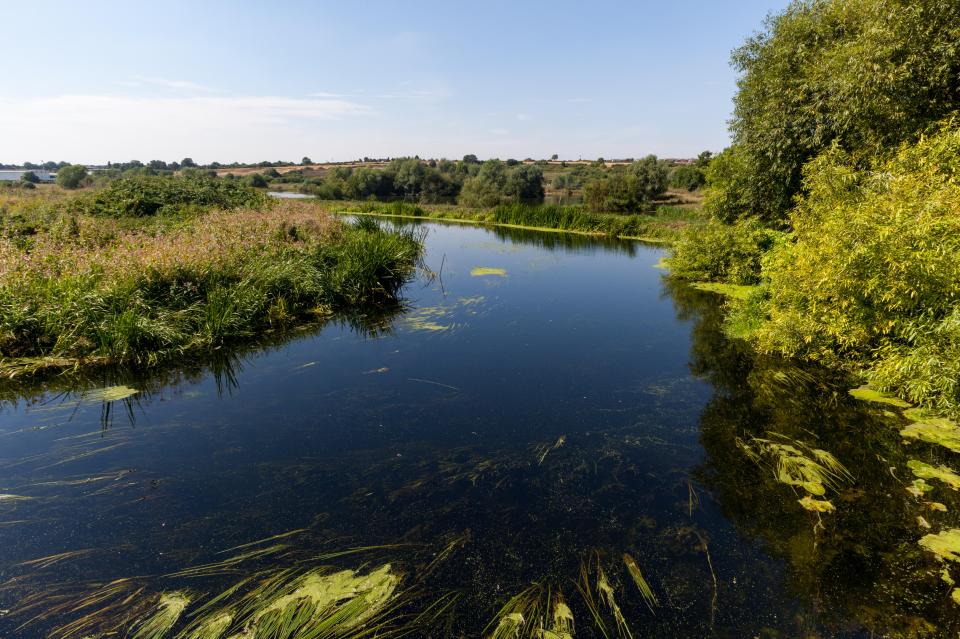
[471,267,508,277]
[408,377,460,392]
[362,367,390,374]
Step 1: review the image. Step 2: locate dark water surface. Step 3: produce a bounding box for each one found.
[0,221,955,638]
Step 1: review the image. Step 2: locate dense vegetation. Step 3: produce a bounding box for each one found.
[706,0,960,223]
[0,184,421,375]
[341,200,702,243]
[669,0,960,418]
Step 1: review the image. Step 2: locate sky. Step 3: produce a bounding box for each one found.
[1,0,791,164]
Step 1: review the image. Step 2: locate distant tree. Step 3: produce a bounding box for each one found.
[505,158,520,166]
[583,156,668,212]
[56,164,88,189]
[181,157,197,168]
[263,168,281,178]
[20,171,40,184]
[246,173,268,188]
[458,160,507,207]
[301,156,313,165]
[669,164,706,191]
[550,154,559,161]
[504,164,544,202]
[148,160,168,171]
[462,154,479,164]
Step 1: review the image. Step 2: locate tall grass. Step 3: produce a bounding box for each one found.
[0,200,421,374]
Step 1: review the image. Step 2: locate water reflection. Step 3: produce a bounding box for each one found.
[669,280,960,637]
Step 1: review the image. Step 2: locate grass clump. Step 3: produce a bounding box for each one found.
[0,200,421,375]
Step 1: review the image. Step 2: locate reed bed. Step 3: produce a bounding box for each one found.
[0,199,422,376]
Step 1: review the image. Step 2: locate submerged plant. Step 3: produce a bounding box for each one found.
[485,584,575,639]
[622,554,657,613]
[131,591,192,639]
[737,433,853,504]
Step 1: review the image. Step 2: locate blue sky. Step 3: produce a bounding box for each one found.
[2,1,790,164]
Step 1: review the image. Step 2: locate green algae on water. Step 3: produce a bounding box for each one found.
[848,384,911,408]
[689,281,756,300]
[907,460,960,490]
[920,529,960,563]
[470,267,508,277]
[798,495,836,513]
[81,385,139,403]
[901,416,960,454]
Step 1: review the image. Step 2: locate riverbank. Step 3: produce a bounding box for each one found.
[0,193,421,377]
[330,200,703,244]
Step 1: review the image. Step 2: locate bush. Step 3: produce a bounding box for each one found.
[754,123,960,415]
[668,219,782,285]
[79,176,267,217]
[56,164,88,190]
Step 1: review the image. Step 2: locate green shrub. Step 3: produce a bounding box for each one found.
[755,122,960,415]
[79,176,266,217]
[668,219,782,285]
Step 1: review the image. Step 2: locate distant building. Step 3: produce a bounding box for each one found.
[0,169,55,182]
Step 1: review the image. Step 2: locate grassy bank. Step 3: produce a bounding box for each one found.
[333,200,703,244]
[0,189,421,377]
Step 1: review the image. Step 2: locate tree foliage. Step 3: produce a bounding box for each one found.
[582,156,669,212]
[712,0,960,223]
[755,122,960,416]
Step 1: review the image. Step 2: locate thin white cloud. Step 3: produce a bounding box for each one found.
[127,76,215,92]
[0,93,374,162]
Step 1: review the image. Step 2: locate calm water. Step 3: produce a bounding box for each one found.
[0,221,955,638]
